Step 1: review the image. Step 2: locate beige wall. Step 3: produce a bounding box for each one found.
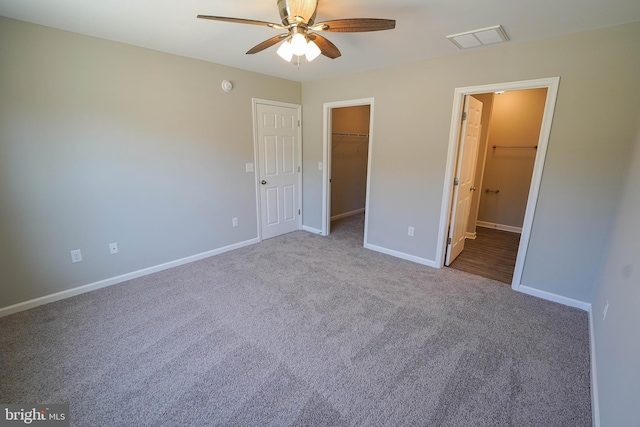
[477,88,547,229]
[467,93,495,235]
[330,106,370,217]
[302,21,640,303]
[591,118,640,426]
[0,17,301,308]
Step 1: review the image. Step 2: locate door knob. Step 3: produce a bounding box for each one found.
[261,180,267,185]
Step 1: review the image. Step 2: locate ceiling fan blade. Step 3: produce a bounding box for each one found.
[197,15,285,29]
[246,34,289,54]
[308,33,341,59]
[311,18,396,33]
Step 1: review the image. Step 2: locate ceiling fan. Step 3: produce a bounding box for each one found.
[197,0,396,63]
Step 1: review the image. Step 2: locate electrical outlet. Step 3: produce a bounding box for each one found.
[70,249,83,263]
[109,242,118,254]
[232,217,239,227]
[602,300,609,320]
[408,226,415,237]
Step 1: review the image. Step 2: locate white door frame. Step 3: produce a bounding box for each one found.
[252,98,303,241]
[321,98,374,242]
[436,77,560,290]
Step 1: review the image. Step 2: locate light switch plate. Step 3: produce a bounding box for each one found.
[245,163,254,173]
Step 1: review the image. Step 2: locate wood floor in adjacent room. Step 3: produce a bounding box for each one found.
[448,227,521,284]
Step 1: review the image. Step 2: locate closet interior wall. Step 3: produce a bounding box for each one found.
[331,106,371,218]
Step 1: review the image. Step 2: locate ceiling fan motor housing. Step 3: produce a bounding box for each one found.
[278,0,318,26]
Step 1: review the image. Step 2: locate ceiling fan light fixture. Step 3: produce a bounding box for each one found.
[305,40,321,62]
[198,0,395,64]
[290,32,307,56]
[277,40,294,61]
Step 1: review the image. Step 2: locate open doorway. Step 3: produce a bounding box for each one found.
[322,98,374,242]
[329,105,370,235]
[437,78,560,291]
[447,89,548,283]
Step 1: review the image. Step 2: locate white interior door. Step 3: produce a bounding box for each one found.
[256,102,301,240]
[446,95,483,265]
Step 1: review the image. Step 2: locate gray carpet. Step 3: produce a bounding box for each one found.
[0,214,592,426]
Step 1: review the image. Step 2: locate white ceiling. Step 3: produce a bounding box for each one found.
[1,0,639,83]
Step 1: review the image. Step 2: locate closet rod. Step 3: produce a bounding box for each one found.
[332,132,369,137]
[492,145,537,149]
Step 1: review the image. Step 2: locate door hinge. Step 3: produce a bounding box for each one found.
[298,209,301,215]
[448,237,452,245]
[461,112,467,121]
[298,120,300,127]
[298,166,301,172]
[453,177,459,186]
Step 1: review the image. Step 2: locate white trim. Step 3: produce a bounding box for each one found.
[252,98,303,240]
[302,225,323,234]
[436,77,561,295]
[516,285,591,311]
[364,243,438,268]
[363,104,375,249]
[251,100,262,242]
[476,221,522,234]
[322,98,375,241]
[0,237,260,318]
[465,232,477,240]
[331,208,365,221]
[321,104,330,236]
[589,306,601,427]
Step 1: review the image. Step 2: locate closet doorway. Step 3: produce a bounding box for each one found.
[448,88,547,283]
[437,78,560,290]
[322,98,374,240]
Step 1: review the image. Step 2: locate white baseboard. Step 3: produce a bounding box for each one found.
[0,237,260,318]
[588,306,601,427]
[516,285,591,311]
[466,232,477,240]
[302,225,324,235]
[364,243,438,268]
[477,221,522,234]
[331,208,365,221]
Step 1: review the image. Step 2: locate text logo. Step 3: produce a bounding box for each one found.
[1,404,69,427]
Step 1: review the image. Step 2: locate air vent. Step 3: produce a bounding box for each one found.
[446,25,509,49]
